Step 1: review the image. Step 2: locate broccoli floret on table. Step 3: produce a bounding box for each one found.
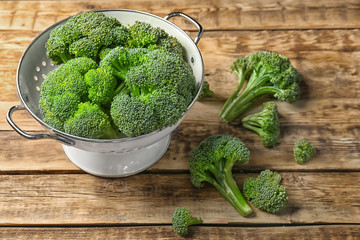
[241,101,280,147]
[243,170,288,214]
[197,80,214,101]
[189,134,253,217]
[172,207,202,237]
[220,51,301,122]
[293,140,317,165]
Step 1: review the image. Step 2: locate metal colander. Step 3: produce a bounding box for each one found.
[7,9,204,177]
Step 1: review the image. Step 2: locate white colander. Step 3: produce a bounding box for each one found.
[7,9,204,177]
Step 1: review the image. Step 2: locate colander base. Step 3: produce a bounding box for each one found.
[62,135,171,178]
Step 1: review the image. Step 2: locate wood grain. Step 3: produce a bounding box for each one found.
[2,29,360,101]
[0,225,359,239]
[0,0,360,32]
[1,97,359,172]
[0,172,359,225]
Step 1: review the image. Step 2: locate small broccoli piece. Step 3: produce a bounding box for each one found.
[241,102,280,147]
[64,102,118,139]
[197,81,214,101]
[220,51,301,122]
[85,68,117,105]
[105,47,196,137]
[293,140,317,164]
[46,12,129,64]
[243,170,288,214]
[189,134,253,217]
[172,207,202,237]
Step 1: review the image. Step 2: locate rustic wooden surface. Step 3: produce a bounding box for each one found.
[1,0,360,239]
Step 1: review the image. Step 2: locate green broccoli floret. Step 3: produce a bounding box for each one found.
[46,12,129,64]
[241,102,280,147]
[127,21,184,57]
[219,51,301,122]
[189,134,253,217]
[197,80,214,101]
[104,47,196,137]
[172,207,202,237]
[39,57,97,122]
[84,68,118,105]
[64,102,118,139]
[243,170,288,214]
[293,140,317,164]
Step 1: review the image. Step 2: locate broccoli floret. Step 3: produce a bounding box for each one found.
[189,134,253,217]
[84,68,117,105]
[293,140,317,164]
[111,93,159,137]
[172,207,202,237]
[219,51,301,122]
[105,47,196,137]
[197,80,214,101]
[64,102,118,139]
[243,170,288,214]
[127,21,184,57]
[46,12,129,64]
[241,102,280,147]
[39,57,97,122]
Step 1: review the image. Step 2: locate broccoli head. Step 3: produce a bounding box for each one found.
[220,51,301,122]
[189,134,253,217]
[241,101,280,147]
[105,47,196,137]
[243,170,288,214]
[39,57,97,122]
[127,21,184,57]
[64,102,118,139]
[84,68,118,105]
[293,140,317,164]
[46,12,129,64]
[172,207,202,237]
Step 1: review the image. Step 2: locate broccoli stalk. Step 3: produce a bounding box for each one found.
[241,102,280,147]
[243,170,288,214]
[220,51,301,122]
[172,207,202,237]
[189,134,253,217]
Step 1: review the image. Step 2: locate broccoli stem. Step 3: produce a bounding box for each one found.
[103,126,119,139]
[220,71,276,122]
[113,81,130,96]
[188,217,203,225]
[60,52,72,63]
[206,162,252,217]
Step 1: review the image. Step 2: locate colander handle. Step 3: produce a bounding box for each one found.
[164,12,203,45]
[6,105,74,145]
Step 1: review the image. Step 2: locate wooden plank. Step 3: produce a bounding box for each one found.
[0,172,359,225]
[1,97,359,172]
[0,225,359,239]
[0,0,360,31]
[2,29,360,101]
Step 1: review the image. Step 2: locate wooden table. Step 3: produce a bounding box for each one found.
[1,0,360,239]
